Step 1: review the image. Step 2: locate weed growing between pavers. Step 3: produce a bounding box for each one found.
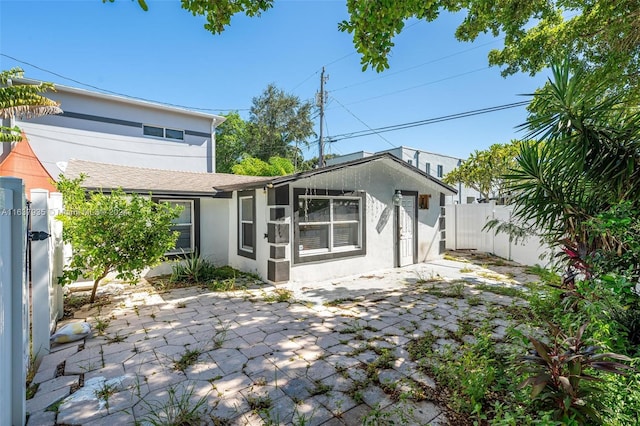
[419,280,467,298]
[262,288,294,303]
[137,384,211,426]
[362,402,414,426]
[212,320,231,349]
[93,315,110,335]
[246,393,272,411]
[473,283,527,298]
[173,348,202,372]
[94,381,117,410]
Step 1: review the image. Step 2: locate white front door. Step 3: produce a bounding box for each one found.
[398,196,415,267]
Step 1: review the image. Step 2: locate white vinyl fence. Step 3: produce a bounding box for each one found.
[0,178,64,426]
[445,202,551,267]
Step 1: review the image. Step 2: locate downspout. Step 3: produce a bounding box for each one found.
[209,115,227,174]
[208,118,215,173]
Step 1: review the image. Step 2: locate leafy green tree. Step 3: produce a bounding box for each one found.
[56,175,181,302]
[504,59,640,261]
[245,84,315,162]
[443,141,521,203]
[0,67,62,142]
[232,155,294,176]
[215,111,247,173]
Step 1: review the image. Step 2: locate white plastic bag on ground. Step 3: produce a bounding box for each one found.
[50,321,92,343]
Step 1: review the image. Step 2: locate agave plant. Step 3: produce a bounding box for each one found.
[519,322,635,424]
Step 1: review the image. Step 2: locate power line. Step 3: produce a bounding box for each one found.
[329,101,530,141]
[0,53,250,112]
[332,39,502,93]
[329,67,490,109]
[330,95,396,148]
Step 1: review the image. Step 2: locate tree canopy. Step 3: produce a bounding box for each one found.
[0,67,62,142]
[232,155,295,176]
[215,111,247,174]
[245,83,315,162]
[215,84,315,173]
[443,141,521,203]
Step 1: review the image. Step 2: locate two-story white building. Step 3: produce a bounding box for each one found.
[0,78,225,178]
[326,146,481,204]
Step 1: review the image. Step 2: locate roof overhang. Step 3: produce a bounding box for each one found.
[12,77,226,126]
[212,153,457,195]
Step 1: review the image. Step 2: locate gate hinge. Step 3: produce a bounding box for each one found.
[28,231,50,241]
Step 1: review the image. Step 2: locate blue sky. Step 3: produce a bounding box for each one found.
[0,0,550,160]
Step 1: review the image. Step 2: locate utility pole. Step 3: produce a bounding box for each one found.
[317,67,328,167]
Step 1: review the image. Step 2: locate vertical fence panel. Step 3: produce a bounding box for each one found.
[30,189,52,362]
[454,203,494,252]
[492,206,512,260]
[443,203,551,267]
[1,177,27,426]
[444,204,456,250]
[50,192,64,323]
[0,186,15,426]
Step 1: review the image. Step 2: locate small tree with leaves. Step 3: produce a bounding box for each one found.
[443,141,521,203]
[56,176,181,302]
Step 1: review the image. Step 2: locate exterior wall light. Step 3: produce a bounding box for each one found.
[392,190,403,206]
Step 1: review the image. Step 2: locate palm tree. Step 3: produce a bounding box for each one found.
[506,59,640,277]
[0,67,62,142]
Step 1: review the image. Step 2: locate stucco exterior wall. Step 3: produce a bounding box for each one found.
[227,190,269,279]
[282,161,444,283]
[18,88,218,175]
[200,198,231,265]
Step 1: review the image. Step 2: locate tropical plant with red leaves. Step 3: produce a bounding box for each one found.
[519,322,635,424]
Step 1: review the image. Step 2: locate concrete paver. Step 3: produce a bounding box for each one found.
[26,254,540,425]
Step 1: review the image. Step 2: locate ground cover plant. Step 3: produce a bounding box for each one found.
[427,59,640,424]
[148,251,264,292]
[408,256,639,426]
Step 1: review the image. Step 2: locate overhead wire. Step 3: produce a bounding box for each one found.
[329,101,530,142]
[332,39,503,93]
[329,95,396,148]
[328,66,491,109]
[0,53,250,112]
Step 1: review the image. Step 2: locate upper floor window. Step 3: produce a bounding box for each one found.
[425,163,431,175]
[143,125,184,141]
[437,164,444,178]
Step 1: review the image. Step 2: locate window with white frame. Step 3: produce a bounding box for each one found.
[437,164,444,178]
[425,163,431,175]
[160,199,195,254]
[298,195,362,256]
[238,191,256,259]
[143,125,184,141]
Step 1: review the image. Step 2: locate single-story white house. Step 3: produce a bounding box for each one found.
[63,153,456,284]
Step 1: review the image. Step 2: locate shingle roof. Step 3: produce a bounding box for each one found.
[213,152,458,195]
[63,159,272,195]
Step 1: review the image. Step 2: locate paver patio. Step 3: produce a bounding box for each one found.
[27,253,540,425]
